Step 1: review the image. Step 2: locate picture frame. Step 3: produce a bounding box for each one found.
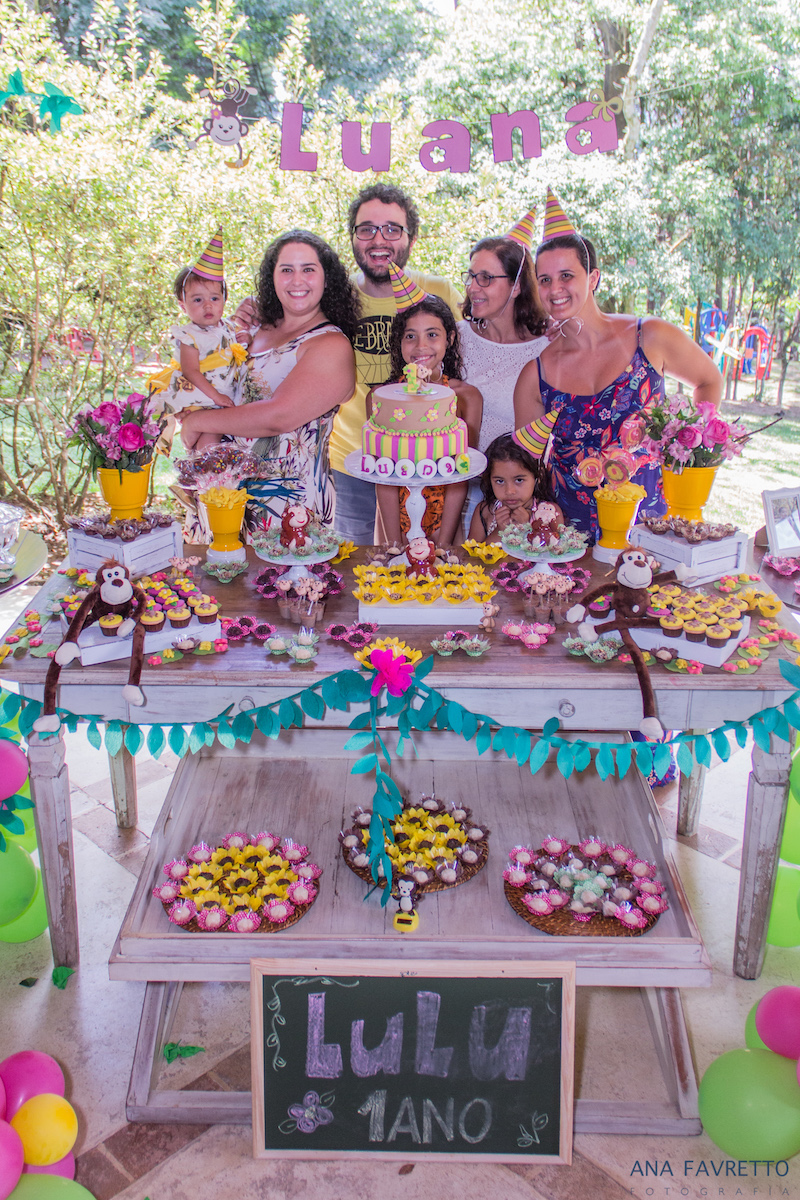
[762,487,800,558]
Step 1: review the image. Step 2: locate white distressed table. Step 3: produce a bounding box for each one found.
[1,547,794,1132]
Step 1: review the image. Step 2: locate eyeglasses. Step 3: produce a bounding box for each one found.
[461,269,508,288]
[353,223,409,241]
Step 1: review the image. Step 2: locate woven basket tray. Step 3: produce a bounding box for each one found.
[504,880,660,937]
[160,889,318,934]
[343,838,489,894]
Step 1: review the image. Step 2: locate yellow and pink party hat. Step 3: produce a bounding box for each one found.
[505,206,537,251]
[192,228,224,282]
[388,262,427,311]
[541,188,577,241]
[513,410,559,459]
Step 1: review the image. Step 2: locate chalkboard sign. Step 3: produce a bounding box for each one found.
[250,957,575,1164]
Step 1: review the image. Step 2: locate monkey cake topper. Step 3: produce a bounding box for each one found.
[188,78,258,169]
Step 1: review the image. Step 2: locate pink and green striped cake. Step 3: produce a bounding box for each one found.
[362,382,468,464]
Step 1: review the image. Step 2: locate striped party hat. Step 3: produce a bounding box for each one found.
[505,206,537,251]
[192,228,224,282]
[513,410,559,460]
[388,262,427,311]
[542,188,577,241]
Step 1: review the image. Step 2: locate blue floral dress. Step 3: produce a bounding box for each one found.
[539,319,666,542]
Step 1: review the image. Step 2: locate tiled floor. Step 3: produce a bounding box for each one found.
[3,584,800,1200]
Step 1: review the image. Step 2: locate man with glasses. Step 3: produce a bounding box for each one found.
[329,183,461,544]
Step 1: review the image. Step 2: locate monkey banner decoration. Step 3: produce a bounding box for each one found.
[565,548,694,739]
[188,78,258,169]
[34,560,147,734]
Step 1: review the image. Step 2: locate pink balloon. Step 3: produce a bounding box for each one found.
[0,1078,5,1121]
[0,1119,24,1200]
[0,742,28,803]
[23,1153,75,1180]
[0,1056,64,1121]
[755,985,800,1059]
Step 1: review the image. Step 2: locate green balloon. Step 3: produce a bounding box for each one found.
[744,1001,769,1050]
[0,871,48,943]
[767,865,800,947]
[0,842,37,925]
[9,1175,95,1199]
[699,1048,800,1159]
[791,751,800,805]
[781,798,800,866]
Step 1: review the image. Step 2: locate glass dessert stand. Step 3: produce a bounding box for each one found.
[251,542,338,585]
[501,541,587,585]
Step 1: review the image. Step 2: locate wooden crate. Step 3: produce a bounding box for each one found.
[628,525,748,585]
[59,613,221,665]
[67,523,183,577]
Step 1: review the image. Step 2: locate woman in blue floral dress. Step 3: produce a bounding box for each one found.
[180,231,359,530]
[513,232,721,543]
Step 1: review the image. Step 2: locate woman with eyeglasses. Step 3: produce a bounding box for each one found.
[458,236,550,454]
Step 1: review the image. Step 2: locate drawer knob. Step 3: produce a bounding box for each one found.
[558,700,576,719]
[239,696,256,711]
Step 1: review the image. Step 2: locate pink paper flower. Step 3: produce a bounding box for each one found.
[214,638,229,652]
[686,661,703,674]
[369,646,414,697]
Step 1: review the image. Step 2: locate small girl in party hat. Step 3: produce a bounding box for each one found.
[150,229,249,451]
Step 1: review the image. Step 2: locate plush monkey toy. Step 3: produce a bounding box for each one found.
[34,560,147,734]
[565,548,693,738]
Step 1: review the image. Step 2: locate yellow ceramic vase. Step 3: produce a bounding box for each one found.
[97,462,152,522]
[661,466,718,522]
[201,490,247,553]
[594,484,646,550]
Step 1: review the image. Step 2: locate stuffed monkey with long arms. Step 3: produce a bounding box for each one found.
[34,560,147,733]
[565,548,693,738]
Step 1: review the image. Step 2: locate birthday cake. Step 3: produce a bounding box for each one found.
[360,382,469,480]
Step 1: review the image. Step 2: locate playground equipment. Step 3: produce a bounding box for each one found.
[683,305,774,382]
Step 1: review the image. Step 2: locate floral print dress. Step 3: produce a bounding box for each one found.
[539,320,666,542]
[237,324,341,534]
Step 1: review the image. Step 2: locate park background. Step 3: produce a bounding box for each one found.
[0,0,799,547]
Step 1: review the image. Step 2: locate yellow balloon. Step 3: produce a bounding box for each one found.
[10,1095,78,1166]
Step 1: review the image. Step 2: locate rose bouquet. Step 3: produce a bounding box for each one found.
[641,394,747,473]
[70,393,165,475]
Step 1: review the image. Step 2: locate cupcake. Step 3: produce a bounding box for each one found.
[99,613,123,637]
[140,611,165,633]
[683,618,707,643]
[195,602,219,625]
[659,615,683,638]
[726,619,743,636]
[168,606,191,629]
[707,625,731,648]
[588,595,611,617]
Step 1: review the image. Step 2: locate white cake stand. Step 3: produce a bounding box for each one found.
[343,449,486,541]
[252,542,339,584]
[501,543,587,584]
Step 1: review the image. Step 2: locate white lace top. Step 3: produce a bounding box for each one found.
[458,320,549,451]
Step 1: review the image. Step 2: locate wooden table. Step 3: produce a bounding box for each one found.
[1,548,794,1131]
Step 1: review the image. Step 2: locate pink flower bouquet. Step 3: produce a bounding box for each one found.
[641,394,748,472]
[70,392,165,475]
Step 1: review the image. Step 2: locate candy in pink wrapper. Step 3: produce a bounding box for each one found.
[228,910,262,933]
[265,897,296,924]
[578,836,607,859]
[168,899,197,926]
[188,842,214,864]
[287,881,317,905]
[281,840,308,863]
[637,878,666,895]
[609,843,634,865]
[163,858,190,881]
[523,893,554,916]
[153,881,181,903]
[541,836,570,858]
[509,845,534,866]
[222,831,249,850]
[251,832,281,851]
[636,893,669,915]
[503,865,531,888]
[295,861,322,880]
[627,857,656,879]
[196,905,229,931]
[616,906,648,930]
[546,888,570,909]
